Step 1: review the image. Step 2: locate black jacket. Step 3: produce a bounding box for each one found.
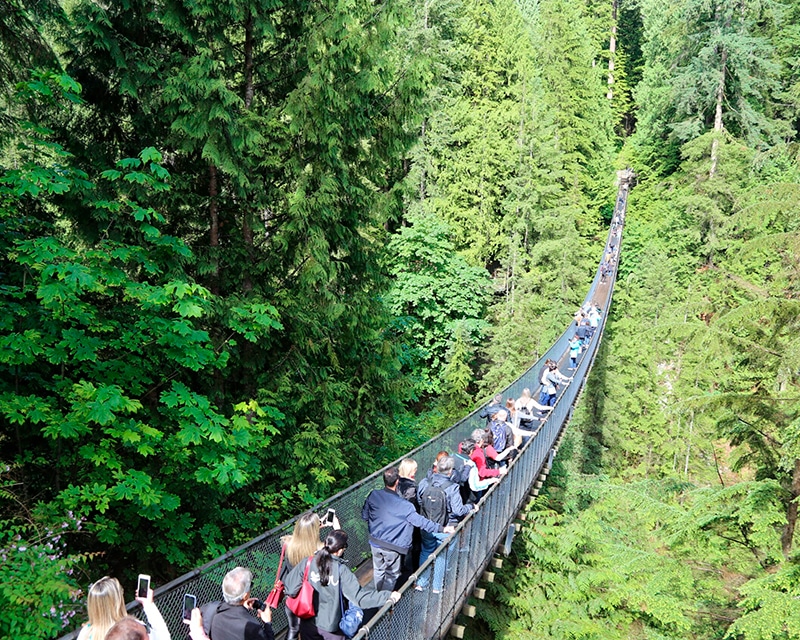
[397,477,418,508]
[203,601,274,640]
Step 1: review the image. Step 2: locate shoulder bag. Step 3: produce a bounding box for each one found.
[286,557,316,619]
[265,544,286,609]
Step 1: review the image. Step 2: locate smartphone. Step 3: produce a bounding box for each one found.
[325,508,335,525]
[251,598,266,611]
[183,594,196,621]
[137,574,151,599]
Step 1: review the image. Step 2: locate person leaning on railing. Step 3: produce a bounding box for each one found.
[362,467,455,591]
[539,361,572,407]
[458,439,501,503]
[468,430,509,480]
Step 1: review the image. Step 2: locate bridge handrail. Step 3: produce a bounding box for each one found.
[349,173,630,640]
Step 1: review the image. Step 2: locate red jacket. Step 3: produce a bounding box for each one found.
[470,446,500,479]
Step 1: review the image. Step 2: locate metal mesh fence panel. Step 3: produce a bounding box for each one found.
[58,177,631,640]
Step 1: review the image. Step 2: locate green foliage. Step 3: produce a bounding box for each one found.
[438,323,478,423]
[398,0,614,396]
[386,213,491,394]
[0,78,285,583]
[727,559,800,639]
[630,0,789,176]
[58,0,428,498]
[477,483,737,639]
[0,492,85,639]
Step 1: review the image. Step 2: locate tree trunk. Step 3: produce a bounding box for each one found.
[607,0,617,100]
[709,11,729,179]
[684,412,692,475]
[419,118,427,201]
[244,11,255,110]
[781,458,800,558]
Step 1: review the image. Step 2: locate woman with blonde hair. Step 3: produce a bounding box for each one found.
[280,511,338,640]
[397,458,418,506]
[284,530,399,640]
[397,457,421,574]
[77,576,127,640]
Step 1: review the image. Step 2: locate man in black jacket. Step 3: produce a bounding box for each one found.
[202,567,274,640]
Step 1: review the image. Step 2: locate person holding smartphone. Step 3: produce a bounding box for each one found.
[201,567,273,640]
[278,510,340,640]
[104,581,171,640]
[284,530,400,640]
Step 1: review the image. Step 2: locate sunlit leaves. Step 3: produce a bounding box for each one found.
[386,212,491,394]
[1,115,284,588]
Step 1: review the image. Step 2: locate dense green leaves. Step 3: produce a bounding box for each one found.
[386,213,491,394]
[0,92,286,587]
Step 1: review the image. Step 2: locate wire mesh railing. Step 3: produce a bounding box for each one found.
[355,174,630,640]
[57,172,632,640]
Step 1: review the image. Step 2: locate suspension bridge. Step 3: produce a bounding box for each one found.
[58,170,633,640]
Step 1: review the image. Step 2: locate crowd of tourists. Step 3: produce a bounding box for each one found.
[73,319,605,640]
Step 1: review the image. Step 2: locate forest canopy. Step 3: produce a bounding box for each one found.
[1,0,799,638]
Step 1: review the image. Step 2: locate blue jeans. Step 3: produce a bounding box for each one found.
[417,531,454,592]
[539,390,556,406]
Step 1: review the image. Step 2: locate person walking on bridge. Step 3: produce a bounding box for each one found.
[362,467,455,591]
[284,530,400,640]
[539,361,572,406]
[415,455,477,592]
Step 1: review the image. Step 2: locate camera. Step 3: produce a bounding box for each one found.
[250,599,266,611]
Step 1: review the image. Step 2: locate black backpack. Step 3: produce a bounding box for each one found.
[419,480,453,526]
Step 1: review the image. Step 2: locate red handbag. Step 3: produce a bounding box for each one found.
[266,544,286,609]
[285,557,315,619]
